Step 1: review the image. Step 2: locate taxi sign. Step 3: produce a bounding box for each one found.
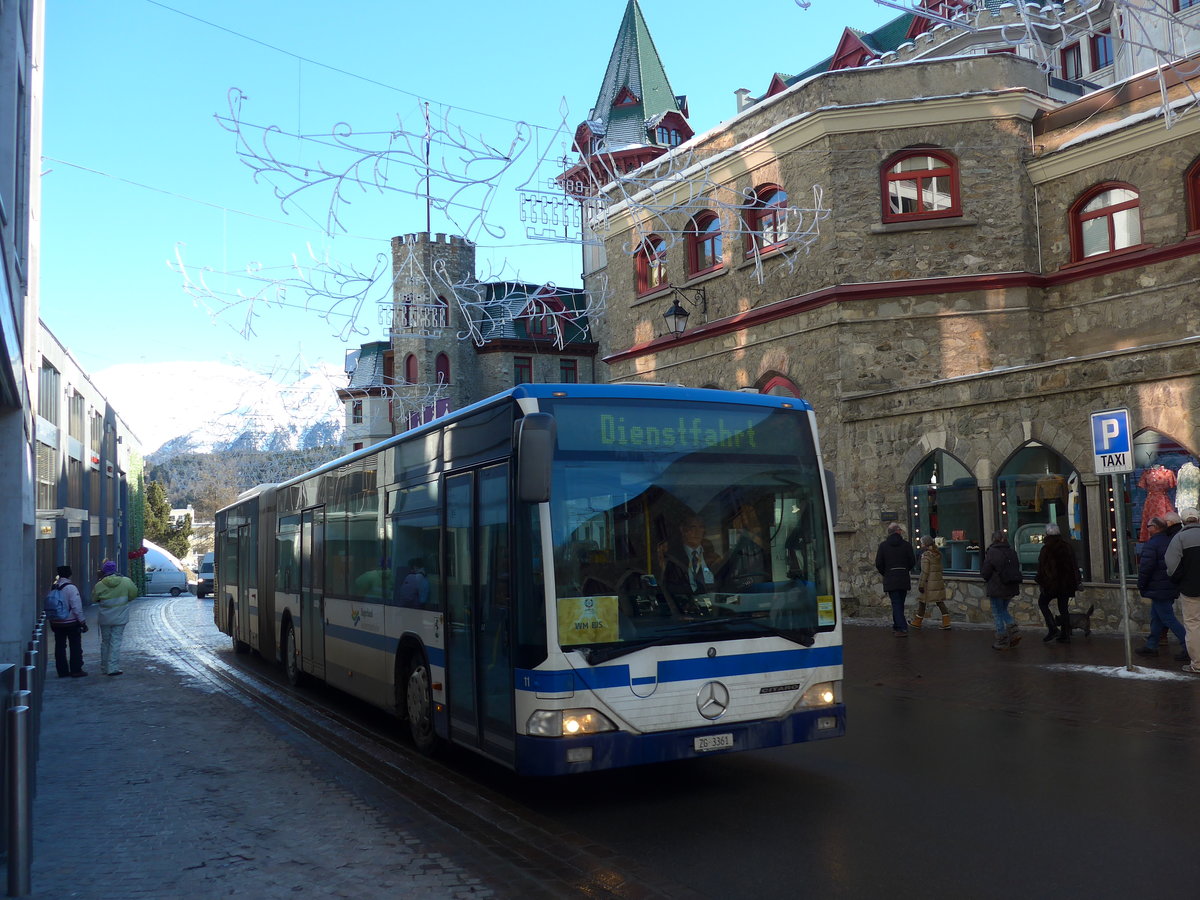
[1090,408,1133,474]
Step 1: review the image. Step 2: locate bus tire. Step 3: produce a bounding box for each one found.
[405,655,438,755]
[229,602,250,655]
[283,619,304,687]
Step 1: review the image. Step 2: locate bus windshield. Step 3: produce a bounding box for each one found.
[542,398,836,663]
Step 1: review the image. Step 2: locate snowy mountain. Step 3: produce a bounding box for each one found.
[91,361,346,460]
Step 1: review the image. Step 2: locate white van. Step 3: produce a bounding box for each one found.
[197,552,214,598]
[142,539,193,596]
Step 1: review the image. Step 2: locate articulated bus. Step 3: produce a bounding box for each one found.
[214,384,844,774]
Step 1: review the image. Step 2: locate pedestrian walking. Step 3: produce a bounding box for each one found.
[1035,523,1082,643]
[1135,513,1189,660]
[910,535,952,630]
[875,523,916,636]
[46,565,88,678]
[980,531,1022,649]
[93,559,139,676]
[1165,507,1200,674]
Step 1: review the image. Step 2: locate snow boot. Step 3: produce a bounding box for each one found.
[908,614,924,629]
[940,614,952,630]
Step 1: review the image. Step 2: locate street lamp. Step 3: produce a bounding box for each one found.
[661,285,707,338]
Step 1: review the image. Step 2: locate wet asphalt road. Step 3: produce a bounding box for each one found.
[480,623,1199,899]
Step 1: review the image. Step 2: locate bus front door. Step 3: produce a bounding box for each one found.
[300,506,326,679]
[445,465,514,764]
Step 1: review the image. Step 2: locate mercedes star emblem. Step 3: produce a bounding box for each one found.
[696,681,730,720]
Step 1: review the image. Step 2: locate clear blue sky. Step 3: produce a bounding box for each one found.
[40,0,895,378]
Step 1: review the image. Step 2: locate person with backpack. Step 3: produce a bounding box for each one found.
[47,565,88,678]
[980,531,1023,650]
[1036,523,1083,643]
[93,560,139,676]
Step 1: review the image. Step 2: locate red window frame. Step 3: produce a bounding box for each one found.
[404,354,418,385]
[635,235,668,295]
[1069,182,1142,261]
[435,353,450,385]
[881,150,960,223]
[527,296,566,339]
[1187,158,1200,232]
[744,185,789,256]
[1060,42,1082,80]
[688,213,723,275]
[514,356,533,385]
[351,400,363,425]
[1091,30,1113,69]
[1177,0,1200,10]
[559,359,578,383]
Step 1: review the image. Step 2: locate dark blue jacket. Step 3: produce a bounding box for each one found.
[1138,529,1178,602]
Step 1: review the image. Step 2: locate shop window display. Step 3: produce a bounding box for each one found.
[996,442,1085,575]
[1118,430,1200,578]
[907,451,981,571]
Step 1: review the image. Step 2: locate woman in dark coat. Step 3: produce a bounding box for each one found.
[875,523,916,635]
[980,531,1022,650]
[1036,523,1082,643]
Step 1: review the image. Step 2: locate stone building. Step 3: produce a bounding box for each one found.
[571,4,1200,632]
[337,231,597,451]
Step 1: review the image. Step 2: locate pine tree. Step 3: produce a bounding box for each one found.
[144,480,192,560]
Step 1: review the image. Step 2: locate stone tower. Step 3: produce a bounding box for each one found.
[388,232,478,426]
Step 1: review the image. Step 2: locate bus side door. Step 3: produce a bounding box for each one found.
[445,464,514,764]
[300,506,326,679]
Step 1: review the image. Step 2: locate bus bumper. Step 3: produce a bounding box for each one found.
[512,704,846,776]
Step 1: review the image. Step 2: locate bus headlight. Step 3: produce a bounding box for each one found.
[794,681,840,709]
[526,708,617,737]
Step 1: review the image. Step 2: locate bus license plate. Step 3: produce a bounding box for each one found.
[694,733,733,752]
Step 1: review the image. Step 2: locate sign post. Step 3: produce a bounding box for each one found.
[1091,409,1135,671]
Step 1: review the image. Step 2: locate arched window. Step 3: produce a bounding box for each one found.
[1124,429,1199,576]
[404,353,418,385]
[882,150,960,222]
[434,295,449,327]
[745,185,789,254]
[688,213,722,275]
[1070,183,1141,260]
[996,442,1085,575]
[435,353,450,385]
[760,374,801,397]
[907,451,981,572]
[635,235,667,294]
[1186,158,1200,233]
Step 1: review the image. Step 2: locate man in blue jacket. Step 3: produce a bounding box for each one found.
[1135,513,1188,660]
[1165,507,1200,673]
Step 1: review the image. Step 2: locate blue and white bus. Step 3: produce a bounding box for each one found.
[214,384,844,774]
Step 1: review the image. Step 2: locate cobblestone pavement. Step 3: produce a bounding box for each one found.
[28,596,514,900]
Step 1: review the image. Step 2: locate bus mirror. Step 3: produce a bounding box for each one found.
[517,413,556,503]
[824,468,837,524]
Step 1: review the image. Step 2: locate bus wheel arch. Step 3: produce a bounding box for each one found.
[400,643,438,755]
[229,601,250,655]
[282,615,304,687]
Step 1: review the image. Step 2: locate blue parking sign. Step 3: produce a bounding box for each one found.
[1090,408,1133,474]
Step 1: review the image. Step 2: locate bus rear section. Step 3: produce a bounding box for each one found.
[510,390,844,774]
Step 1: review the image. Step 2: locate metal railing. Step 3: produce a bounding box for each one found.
[2,614,47,898]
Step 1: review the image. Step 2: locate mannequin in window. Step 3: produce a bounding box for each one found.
[1176,460,1200,512]
[1034,471,1067,512]
[1067,472,1082,540]
[1138,464,1176,542]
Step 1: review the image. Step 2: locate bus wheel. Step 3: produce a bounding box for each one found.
[405,656,438,755]
[229,603,249,655]
[283,620,303,687]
